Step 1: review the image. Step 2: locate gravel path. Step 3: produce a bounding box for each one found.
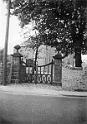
[7,83,62,91]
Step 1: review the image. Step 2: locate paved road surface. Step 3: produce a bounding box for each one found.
[0,91,87,124]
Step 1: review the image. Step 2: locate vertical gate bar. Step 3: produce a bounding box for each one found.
[51,60,53,84]
[40,67,41,74]
[46,74,48,84]
[41,68,43,83]
[48,65,49,74]
[43,66,45,74]
[40,67,42,83]
[31,67,33,83]
[35,66,38,84]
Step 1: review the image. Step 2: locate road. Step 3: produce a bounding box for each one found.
[0,91,87,124]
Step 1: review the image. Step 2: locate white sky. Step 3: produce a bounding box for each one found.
[0,1,23,54]
[0,1,34,54]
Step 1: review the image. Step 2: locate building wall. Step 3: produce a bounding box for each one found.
[19,45,57,66]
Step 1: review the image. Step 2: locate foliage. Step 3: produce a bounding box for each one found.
[21,32,44,70]
[10,0,87,56]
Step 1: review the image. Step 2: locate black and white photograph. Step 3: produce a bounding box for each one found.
[0,0,87,123]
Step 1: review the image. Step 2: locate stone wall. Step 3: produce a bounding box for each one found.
[0,63,11,84]
[0,64,3,84]
[0,63,25,84]
[20,65,26,82]
[53,59,62,86]
[62,66,87,91]
[11,64,20,84]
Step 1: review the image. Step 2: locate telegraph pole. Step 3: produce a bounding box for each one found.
[3,0,11,85]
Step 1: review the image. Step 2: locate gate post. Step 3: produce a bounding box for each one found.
[0,63,3,84]
[53,53,62,86]
[11,52,23,84]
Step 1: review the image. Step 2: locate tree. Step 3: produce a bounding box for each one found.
[70,0,87,67]
[21,30,44,71]
[11,0,87,67]
[35,0,87,67]
[30,33,41,71]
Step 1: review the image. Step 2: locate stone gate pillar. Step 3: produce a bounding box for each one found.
[11,52,23,83]
[53,53,62,86]
[0,63,3,84]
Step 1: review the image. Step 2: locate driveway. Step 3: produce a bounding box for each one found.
[0,87,87,124]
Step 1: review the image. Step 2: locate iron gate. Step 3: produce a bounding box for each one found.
[25,60,54,84]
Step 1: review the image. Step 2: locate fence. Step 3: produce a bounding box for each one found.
[0,52,62,86]
[25,60,54,84]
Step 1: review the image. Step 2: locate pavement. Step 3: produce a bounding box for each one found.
[0,83,87,97]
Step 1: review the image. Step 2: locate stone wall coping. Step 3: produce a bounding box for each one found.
[63,65,83,70]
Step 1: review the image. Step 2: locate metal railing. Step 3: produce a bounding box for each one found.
[25,60,54,84]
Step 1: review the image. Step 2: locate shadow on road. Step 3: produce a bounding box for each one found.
[0,117,13,124]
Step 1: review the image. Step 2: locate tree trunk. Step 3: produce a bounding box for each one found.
[34,47,38,71]
[3,0,10,85]
[75,47,82,67]
[33,47,38,84]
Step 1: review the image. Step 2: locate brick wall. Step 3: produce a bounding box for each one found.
[10,64,26,84]
[0,64,3,84]
[0,63,12,84]
[20,65,26,82]
[62,66,87,91]
[10,64,20,84]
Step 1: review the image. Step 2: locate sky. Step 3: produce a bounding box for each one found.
[0,1,23,54]
[0,1,34,54]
